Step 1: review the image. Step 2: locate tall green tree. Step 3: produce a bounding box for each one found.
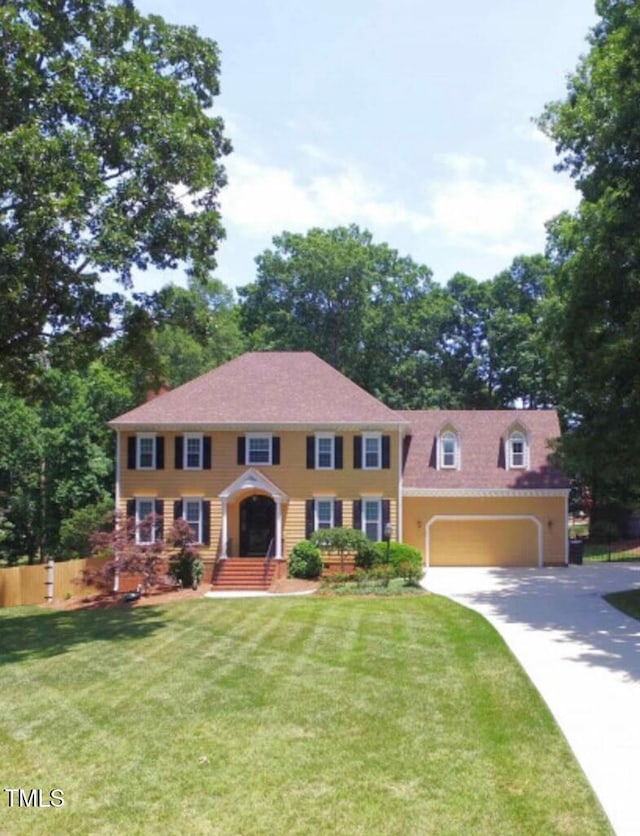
[0,0,231,386]
[238,225,443,407]
[539,0,640,524]
[107,277,244,398]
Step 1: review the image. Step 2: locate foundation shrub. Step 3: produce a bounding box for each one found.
[289,540,323,579]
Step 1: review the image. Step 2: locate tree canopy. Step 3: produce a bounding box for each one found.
[0,0,231,383]
[539,0,640,524]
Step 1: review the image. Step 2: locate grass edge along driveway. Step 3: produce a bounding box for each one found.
[0,595,611,835]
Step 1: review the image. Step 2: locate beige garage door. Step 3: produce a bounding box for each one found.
[428,517,540,567]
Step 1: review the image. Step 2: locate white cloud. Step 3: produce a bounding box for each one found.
[219,146,579,274]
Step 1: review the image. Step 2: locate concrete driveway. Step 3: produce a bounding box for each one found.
[422,564,640,836]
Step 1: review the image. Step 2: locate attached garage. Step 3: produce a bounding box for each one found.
[426,515,542,567]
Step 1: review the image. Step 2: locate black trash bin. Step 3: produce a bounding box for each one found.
[568,539,584,565]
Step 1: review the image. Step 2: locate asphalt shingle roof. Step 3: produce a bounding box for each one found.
[109,351,405,429]
[399,410,569,490]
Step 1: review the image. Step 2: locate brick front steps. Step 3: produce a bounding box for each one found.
[211,558,280,591]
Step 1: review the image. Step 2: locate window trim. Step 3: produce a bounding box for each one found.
[135,497,157,545]
[183,497,204,544]
[362,432,382,470]
[136,433,156,470]
[246,433,273,466]
[314,497,335,530]
[439,431,459,470]
[508,431,527,469]
[362,498,382,541]
[184,433,204,470]
[315,433,335,470]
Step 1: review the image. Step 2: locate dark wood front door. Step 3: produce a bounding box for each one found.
[239,495,275,557]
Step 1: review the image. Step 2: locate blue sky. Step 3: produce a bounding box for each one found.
[134,0,597,293]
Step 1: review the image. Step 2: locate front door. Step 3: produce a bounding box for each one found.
[239,495,275,557]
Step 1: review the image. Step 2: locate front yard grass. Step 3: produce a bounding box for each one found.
[0,596,611,835]
[603,588,640,620]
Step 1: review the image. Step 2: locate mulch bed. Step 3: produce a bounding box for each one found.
[48,578,319,611]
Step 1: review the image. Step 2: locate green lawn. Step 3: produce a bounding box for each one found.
[604,588,640,620]
[0,596,611,835]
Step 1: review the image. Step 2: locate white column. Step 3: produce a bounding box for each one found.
[275,498,283,559]
[220,499,228,559]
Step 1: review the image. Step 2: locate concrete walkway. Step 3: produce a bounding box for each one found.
[422,564,640,836]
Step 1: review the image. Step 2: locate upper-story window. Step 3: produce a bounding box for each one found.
[238,434,281,466]
[247,434,272,465]
[363,433,382,470]
[508,431,528,469]
[353,434,390,470]
[137,434,156,470]
[316,434,334,469]
[184,434,203,470]
[307,435,343,470]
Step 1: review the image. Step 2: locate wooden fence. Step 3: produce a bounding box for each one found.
[0,557,107,609]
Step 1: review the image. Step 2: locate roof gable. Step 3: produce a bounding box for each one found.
[110,352,404,429]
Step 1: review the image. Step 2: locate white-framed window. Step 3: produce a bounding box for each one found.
[247,434,272,465]
[509,432,527,469]
[315,434,335,469]
[315,498,335,530]
[184,433,203,470]
[440,431,458,469]
[137,434,156,470]
[363,498,382,541]
[183,498,203,543]
[363,433,382,470]
[135,498,156,544]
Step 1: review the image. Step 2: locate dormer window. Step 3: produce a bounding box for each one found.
[437,427,460,470]
[507,429,528,469]
[441,433,457,468]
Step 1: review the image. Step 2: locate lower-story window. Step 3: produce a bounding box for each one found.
[363,499,382,541]
[184,499,203,544]
[136,498,156,544]
[315,498,335,530]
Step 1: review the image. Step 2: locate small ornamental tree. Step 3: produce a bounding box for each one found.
[86,512,165,593]
[309,527,368,571]
[166,518,203,589]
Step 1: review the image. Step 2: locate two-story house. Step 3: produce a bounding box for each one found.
[109,351,570,586]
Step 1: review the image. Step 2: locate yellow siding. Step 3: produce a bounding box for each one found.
[119,430,401,559]
[120,430,399,498]
[403,495,566,567]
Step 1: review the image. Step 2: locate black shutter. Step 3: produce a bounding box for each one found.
[237,437,246,465]
[335,436,343,469]
[174,436,184,469]
[306,436,315,469]
[202,501,211,545]
[203,437,212,469]
[334,500,343,528]
[305,500,315,539]
[272,436,280,465]
[353,436,362,469]
[154,500,164,540]
[174,500,183,521]
[382,500,391,534]
[382,436,391,469]
[156,436,165,470]
[352,500,362,531]
[126,499,136,519]
[127,437,136,469]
